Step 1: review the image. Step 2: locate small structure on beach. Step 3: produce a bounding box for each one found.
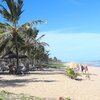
[67,62,80,69]
[67,62,88,73]
[0,51,28,74]
[2,51,27,59]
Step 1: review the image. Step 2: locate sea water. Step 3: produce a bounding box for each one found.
[79,60,100,67]
[65,60,100,67]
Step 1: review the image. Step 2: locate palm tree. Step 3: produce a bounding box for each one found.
[31,34,49,66]
[0,23,25,53]
[18,24,49,66]
[0,21,47,73]
[0,20,47,66]
[0,0,23,74]
[0,0,47,74]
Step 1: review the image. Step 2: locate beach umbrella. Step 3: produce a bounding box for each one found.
[2,51,27,59]
[3,54,27,59]
[2,53,27,59]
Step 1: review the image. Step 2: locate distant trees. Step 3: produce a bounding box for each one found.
[49,57,61,63]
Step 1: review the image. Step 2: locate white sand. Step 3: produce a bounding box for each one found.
[0,66,100,100]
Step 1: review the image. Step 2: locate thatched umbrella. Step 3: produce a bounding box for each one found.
[1,51,28,74]
[3,54,27,59]
[67,62,81,69]
[2,51,27,59]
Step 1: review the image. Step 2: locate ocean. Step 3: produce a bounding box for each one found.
[78,60,100,67]
[65,60,100,67]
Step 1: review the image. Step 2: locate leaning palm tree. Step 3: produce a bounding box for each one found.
[0,0,23,74]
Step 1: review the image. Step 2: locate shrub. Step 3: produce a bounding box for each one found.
[0,90,45,100]
[66,68,80,79]
[65,97,71,100]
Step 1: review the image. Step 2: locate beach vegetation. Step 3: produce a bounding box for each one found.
[0,90,45,100]
[66,67,80,79]
[65,97,71,100]
[44,63,66,68]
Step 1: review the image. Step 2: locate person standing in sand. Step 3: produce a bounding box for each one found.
[80,64,88,73]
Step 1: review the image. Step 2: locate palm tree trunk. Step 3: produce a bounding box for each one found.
[13,26,20,74]
[15,33,20,74]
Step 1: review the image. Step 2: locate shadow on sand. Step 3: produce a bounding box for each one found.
[0,77,57,87]
[0,68,64,88]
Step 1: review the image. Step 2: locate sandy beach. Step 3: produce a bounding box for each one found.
[0,66,100,100]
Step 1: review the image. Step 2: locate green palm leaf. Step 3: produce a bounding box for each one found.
[0,22,12,32]
[0,38,9,53]
[0,0,23,24]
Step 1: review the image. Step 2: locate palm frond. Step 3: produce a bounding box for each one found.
[18,20,47,31]
[2,0,14,15]
[17,0,24,16]
[39,42,49,47]
[0,0,23,24]
[0,4,11,20]
[37,34,45,41]
[0,22,12,32]
[32,20,47,25]
[0,38,9,53]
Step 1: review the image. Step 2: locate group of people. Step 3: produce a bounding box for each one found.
[80,64,88,73]
[74,64,88,73]
[68,62,88,73]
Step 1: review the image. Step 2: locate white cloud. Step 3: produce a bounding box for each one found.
[39,30,100,62]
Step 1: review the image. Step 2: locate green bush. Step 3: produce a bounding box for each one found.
[43,63,66,68]
[66,68,80,79]
[0,90,45,100]
[65,97,71,100]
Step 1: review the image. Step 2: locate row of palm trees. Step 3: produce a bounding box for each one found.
[0,0,49,74]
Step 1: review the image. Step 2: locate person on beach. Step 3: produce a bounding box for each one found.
[80,64,88,73]
[85,65,88,73]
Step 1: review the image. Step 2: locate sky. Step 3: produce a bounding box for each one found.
[0,0,100,62]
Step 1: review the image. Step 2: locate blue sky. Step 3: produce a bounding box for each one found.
[1,0,100,62]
